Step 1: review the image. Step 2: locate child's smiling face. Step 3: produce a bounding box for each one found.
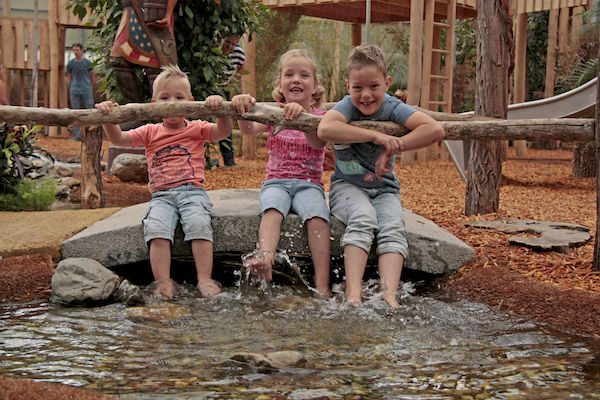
[152,78,193,129]
[345,64,391,116]
[277,55,317,110]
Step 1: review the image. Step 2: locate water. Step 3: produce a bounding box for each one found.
[1,275,599,399]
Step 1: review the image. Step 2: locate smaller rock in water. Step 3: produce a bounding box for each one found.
[51,257,121,305]
[230,350,305,370]
[124,303,192,321]
[114,279,145,305]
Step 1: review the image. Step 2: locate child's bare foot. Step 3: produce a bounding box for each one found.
[242,251,274,282]
[316,286,331,299]
[383,291,400,308]
[345,291,362,306]
[197,279,222,298]
[154,279,176,299]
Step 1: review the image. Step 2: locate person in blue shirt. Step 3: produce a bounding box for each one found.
[317,44,445,307]
[66,43,95,141]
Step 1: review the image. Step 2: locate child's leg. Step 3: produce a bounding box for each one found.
[306,217,331,298]
[372,192,408,308]
[343,244,369,304]
[377,253,404,308]
[191,239,221,298]
[149,238,175,298]
[244,209,283,282]
[329,182,378,305]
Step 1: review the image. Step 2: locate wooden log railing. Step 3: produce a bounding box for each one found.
[0,101,596,212]
[0,102,595,141]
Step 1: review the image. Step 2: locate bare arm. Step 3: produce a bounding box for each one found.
[318,109,404,154]
[206,95,232,141]
[95,101,133,147]
[397,111,445,151]
[231,94,268,136]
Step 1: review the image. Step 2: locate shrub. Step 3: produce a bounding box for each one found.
[0,177,58,211]
[0,123,41,194]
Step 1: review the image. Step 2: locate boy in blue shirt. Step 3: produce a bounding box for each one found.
[317,44,445,307]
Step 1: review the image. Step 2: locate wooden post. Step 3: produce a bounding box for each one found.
[513,12,527,156]
[558,5,570,54]
[241,33,256,159]
[403,0,424,166]
[466,0,513,216]
[80,125,104,209]
[351,23,361,46]
[545,8,559,98]
[48,0,60,137]
[593,47,600,270]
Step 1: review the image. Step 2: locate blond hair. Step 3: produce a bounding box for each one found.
[152,64,192,97]
[271,48,325,108]
[347,44,387,78]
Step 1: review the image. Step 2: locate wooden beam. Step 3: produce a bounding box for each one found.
[241,33,256,159]
[545,7,559,97]
[351,23,361,46]
[48,0,59,136]
[513,12,528,156]
[0,102,593,142]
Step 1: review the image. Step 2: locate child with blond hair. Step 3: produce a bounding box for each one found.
[231,48,331,298]
[96,64,232,299]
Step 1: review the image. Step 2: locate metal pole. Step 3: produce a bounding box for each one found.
[365,0,371,43]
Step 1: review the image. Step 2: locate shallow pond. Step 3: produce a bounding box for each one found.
[1,277,599,399]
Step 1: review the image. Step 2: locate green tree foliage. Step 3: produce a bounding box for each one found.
[556,2,599,93]
[68,0,267,102]
[526,11,549,100]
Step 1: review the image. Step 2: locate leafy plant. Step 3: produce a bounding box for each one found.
[0,177,58,211]
[0,124,41,194]
[68,0,268,102]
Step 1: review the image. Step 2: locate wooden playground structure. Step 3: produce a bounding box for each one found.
[0,0,592,142]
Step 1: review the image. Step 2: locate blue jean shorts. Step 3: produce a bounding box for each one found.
[260,178,329,223]
[329,180,408,257]
[142,184,213,244]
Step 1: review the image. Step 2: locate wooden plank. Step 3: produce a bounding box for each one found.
[407,0,423,106]
[25,20,33,69]
[558,5,570,53]
[39,20,50,70]
[1,23,14,68]
[13,19,24,69]
[545,7,559,97]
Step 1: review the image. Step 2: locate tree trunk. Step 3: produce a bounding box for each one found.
[80,126,104,209]
[466,0,514,216]
[573,142,596,178]
[593,46,600,270]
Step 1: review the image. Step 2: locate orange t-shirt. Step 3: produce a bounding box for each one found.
[128,120,214,193]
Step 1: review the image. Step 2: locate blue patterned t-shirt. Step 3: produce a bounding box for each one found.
[330,94,416,192]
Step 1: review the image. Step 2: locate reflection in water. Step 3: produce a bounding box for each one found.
[1,280,600,399]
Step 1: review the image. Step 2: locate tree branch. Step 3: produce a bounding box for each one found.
[0,102,594,141]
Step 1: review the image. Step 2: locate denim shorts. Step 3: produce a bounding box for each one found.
[142,184,213,244]
[329,180,408,257]
[260,178,330,223]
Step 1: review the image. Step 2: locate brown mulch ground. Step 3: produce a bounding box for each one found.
[2,135,599,398]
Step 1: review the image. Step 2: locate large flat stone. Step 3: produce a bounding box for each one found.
[61,189,474,274]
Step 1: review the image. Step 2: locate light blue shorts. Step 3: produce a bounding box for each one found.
[260,178,329,223]
[142,184,213,244]
[329,180,408,257]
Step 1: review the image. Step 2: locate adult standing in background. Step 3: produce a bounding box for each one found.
[218,35,245,167]
[67,43,96,141]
